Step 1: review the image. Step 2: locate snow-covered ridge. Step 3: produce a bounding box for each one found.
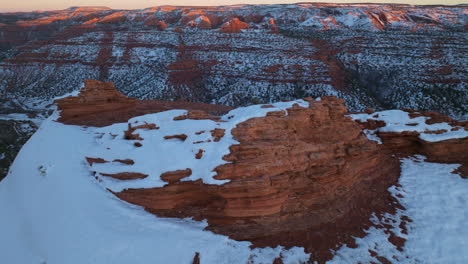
[0,96,467,263]
[1,113,466,263]
[88,99,309,192]
[350,110,468,143]
[0,110,310,264]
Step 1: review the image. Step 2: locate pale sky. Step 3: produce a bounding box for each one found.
[1,0,466,12]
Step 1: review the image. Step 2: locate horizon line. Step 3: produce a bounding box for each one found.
[1,2,466,13]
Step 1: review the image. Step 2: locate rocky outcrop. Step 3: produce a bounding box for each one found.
[268,18,279,33]
[380,133,468,177]
[56,80,137,126]
[56,80,232,127]
[354,110,468,177]
[160,169,192,184]
[188,16,212,29]
[114,96,401,262]
[219,18,250,33]
[100,172,148,180]
[57,81,467,263]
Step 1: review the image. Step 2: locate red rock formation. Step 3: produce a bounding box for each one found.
[164,134,188,141]
[115,97,402,262]
[132,123,159,130]
[113,159,135,165]
[56,80,137,126]
[124,124,144,140]
[124,123,158,140]
[144,18,159,26]
[378,132,467,176]
[192,252,200,264]
[173,110,221,121]
[355,112,468,178]
[100,172,148,180]
[219,18,250,33]
[56,80,232,127]
[268,18,279,33]
[86,157,108,166]
[59,80,467,263]
[144,18,167,30]
[210,128,225,142]
[98,12,127,24]
[195,16,212,29]
[160,169,192,184]
[195,149,204,159]
[156,21,168,31]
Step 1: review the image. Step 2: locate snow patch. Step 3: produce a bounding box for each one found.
[349,110,468,143]
[88,99,309,192]
[329,156,468,263]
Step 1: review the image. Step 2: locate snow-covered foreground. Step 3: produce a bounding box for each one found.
[0,112,310,264]
[0,109,467,263]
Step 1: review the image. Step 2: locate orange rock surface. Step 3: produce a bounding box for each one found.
[160,169,193,184]
[100,172,148,180]
[355,110,467,178]
[58,80,467,263]
[56,80,232,127]
[220,18,250,33]
[115,97,401,262]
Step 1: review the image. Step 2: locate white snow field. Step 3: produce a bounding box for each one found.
[0,102,311,264]
[329,156,468,264]
[0,103,467,263]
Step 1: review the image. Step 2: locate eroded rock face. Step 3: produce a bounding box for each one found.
[56,80,137,126]
[56,80,232,126]
[115,97,401,262]
[56,80,467,263]
[354,110,468,177]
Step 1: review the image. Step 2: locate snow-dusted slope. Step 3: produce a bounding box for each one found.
[330,156,468,263]
[0,111,310,264]
[0,101,467,263]
[87,99,308,191]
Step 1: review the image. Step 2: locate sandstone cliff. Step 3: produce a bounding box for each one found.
[57,80,467,263]
[56,80,231,126]
[115,96,401,262]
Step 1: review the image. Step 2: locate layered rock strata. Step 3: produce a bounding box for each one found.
[56,80,232,126]
[117,97,402,262]
[353,110,468,178]
[57,80,467,263]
